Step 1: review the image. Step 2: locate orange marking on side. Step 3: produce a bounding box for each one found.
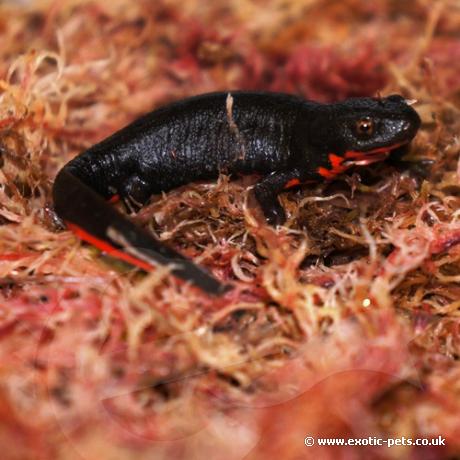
[284,178,301,189]
[329,153,344,169]
[317,167,336,179]
[108,194,120,204]
[317,153,347,179]
[66,222,154,272]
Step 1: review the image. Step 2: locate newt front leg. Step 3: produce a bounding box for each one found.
[253,169,302,225]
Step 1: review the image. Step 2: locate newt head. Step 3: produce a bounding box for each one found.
[337,94,421,167]
[304,94,421,178]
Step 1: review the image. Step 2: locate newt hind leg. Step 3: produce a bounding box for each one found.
[119,175,152,212]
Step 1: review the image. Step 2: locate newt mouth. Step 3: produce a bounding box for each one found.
[342,142,405,167]
[343,151,390,166]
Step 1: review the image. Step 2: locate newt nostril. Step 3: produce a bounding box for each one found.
[402,121,411,131]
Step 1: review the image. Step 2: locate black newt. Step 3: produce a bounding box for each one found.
[53,91,421,295]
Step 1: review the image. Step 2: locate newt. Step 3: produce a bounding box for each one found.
[53,91,421,295]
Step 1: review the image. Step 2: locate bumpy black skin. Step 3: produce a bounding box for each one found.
[53,91,421,294]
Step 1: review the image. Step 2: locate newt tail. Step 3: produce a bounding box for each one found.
[53,170,228,295]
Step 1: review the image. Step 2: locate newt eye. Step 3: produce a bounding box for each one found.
[355,117,374,136]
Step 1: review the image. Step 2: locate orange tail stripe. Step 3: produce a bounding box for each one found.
[66,222,154,272]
